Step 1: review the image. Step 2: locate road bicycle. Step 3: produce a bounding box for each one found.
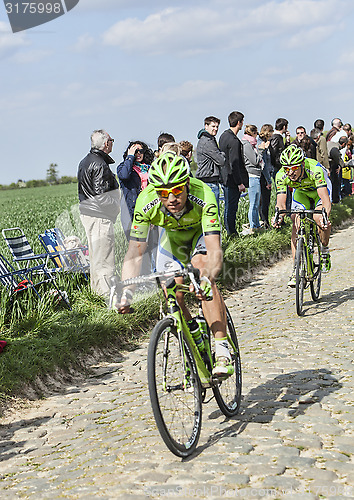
[274,207,328,316]
[109,265,242,457]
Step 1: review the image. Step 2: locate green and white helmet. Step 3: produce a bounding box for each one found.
[149,152,190,187]
[280,144,305,166]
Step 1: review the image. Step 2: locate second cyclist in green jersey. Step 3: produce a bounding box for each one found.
[273,144,332,286]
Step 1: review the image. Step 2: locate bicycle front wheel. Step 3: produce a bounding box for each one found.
[147,317,202,457]
[310,230,322,301]
[212,306,242,417]
[295,238,306,316]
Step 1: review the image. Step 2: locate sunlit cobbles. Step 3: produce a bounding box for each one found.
[0,223,353,497]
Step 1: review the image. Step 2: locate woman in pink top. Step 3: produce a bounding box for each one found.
[117,141,155,239]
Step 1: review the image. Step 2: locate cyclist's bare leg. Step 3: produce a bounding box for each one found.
[291,214,300,260]
[313,204,331,247]
[175,276,192,321]
[191,253,226,339]
[160,276,193,321]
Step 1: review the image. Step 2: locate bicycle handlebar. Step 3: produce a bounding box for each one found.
[273,207,329,227]
[109,264,212,309]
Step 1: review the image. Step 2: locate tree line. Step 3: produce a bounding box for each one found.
[0,163,77,190]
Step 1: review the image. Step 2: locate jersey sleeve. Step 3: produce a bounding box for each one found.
[129,190,155,241]
[201,185,221,235]
[275,169,288,195]
[312,165,328,189]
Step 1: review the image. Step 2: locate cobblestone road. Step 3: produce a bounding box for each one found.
[0,223,353,500]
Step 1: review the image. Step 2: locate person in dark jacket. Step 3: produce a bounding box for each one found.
[195,116,225,210]
[269,117,290,177]
[78,129,120,297]
[258,124,274,229]
[219,111,248,235]
[117,141,155,239]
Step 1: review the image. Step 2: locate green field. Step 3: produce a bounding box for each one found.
[0,184,353,402]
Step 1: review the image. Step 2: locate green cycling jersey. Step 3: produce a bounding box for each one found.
[275,158,328,195]
[130,177,220,242]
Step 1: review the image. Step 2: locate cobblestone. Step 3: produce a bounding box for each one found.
[0,223,353,498]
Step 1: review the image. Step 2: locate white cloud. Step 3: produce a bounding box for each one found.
[0,21,28,59]
[101,0,351,56]
[72,33,95,52]
[157,80,226,103]
[11,49,52,64]
[77,0,193,10]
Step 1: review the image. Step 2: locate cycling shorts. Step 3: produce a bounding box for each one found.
[292,177,332,211]
[155,228,206,272]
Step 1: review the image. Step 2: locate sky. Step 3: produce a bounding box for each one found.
[1,0,354,184]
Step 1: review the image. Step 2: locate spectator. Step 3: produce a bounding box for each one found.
[310,125,330,172]
[342,135,354,197]
[292,126,317,159]
[159,142,182,156]
[258,124,274,229]
[269,118,291,177]
[117,141,155,239]
[156,132,175,157]
[343,123,352,136]
[327,136,348,203]
[219,111,248,235]
[241,124,264,235]
[179,140,194,164]
[269,117,291,210]
[195,116,225,210]
[326,118,344,142]
[78,129,120,298]
[299,135,314,158]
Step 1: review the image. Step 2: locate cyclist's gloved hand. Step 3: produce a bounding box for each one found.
[200,276,213,300]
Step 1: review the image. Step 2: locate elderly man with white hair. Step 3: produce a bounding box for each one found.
[77,129,120,298]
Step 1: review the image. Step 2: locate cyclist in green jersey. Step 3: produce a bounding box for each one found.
[118,152,234,378]
[272,144,332,287]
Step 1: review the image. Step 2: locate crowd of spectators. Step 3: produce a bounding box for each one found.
[77,117,354,299]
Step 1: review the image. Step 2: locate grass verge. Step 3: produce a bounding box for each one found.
[0,196,353,402]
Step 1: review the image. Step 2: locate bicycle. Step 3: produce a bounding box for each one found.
[109,265,242,458]
[274,207,328,316]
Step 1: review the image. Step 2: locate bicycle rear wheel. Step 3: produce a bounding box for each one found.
[310,230,322,301]
[212,306,242,417]
[295,238,306,316]
[147,317,202,457]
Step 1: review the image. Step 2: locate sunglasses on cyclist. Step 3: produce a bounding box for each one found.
[284,164,301,173]
[155,182,187,199]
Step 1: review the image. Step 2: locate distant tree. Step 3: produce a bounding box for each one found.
[60,175,77,184]
[46,163,59,184]
[26,179,48,188]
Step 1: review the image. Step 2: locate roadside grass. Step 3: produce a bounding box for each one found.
[0,185,353,401]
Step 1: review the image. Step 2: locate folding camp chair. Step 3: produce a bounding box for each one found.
[52,227,89,273]
[1,228,71,308]
[0,252,41,298]
[0,252,71,308]
[38,229,89,279]
[2,227,51,271]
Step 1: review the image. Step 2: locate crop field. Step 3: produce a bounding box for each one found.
[0,183,128,267]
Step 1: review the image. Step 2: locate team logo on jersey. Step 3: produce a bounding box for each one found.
[205,204,217,217]
[142,197,159,213]
[188,194,206,208]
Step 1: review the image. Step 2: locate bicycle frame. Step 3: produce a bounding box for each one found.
[162,276,236,389]
[295,212,321,283]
